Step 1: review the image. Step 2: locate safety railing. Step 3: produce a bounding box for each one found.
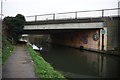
[25,8,120,22]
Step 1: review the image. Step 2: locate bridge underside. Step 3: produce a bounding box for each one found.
[22,28,102,34]
[23,29,74,34]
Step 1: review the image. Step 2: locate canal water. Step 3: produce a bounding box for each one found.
[34,43,120,78]
[26,35,120,78]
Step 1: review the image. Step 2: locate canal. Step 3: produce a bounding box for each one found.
[34,43,120,78]
[25,35,120,78]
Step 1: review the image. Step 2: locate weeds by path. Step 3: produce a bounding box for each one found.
[27,44,66,79]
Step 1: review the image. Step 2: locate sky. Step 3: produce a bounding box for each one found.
[1,0,119,18]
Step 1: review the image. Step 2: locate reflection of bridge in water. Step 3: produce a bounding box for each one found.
[23,8,119,53]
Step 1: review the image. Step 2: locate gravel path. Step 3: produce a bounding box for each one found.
[2,44,36,78]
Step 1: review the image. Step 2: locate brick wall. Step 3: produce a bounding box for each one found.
[50,29,100,50]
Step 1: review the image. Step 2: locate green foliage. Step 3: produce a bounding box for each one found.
[3,14,25,43]
[27,45,65,79]
[2,35,14,65]
[16,14,25,21]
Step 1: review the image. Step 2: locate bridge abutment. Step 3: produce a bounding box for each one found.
[49,29,102,51]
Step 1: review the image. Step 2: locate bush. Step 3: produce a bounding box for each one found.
[3,14,25,43]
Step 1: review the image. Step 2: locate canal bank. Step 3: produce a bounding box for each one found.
[48,42,120,56]
[2,43,36,78]
[27,43,65,78]
[2,42,65,79]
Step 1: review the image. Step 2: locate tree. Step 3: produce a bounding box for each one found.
[3,14,26,43]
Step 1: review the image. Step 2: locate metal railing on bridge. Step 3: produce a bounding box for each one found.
[25,8,120,22]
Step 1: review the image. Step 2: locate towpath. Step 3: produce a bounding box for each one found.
[2,43,36,78]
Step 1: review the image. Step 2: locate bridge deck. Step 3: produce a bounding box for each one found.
[23,16,119,34]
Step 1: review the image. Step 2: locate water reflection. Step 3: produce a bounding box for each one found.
[35,43,120,78]
[24,35,120,78]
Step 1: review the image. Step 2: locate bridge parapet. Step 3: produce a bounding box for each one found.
[25,17,104,25]
[25,8,119,22]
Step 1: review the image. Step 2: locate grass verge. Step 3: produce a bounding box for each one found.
[2,39,14,65]
[27,44,66,79]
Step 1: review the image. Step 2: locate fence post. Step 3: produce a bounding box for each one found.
[53,14,55,20]
[35,15,37,21]
[102,10,104,17]
[75,12,77,19]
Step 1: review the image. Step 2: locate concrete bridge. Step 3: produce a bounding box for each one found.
[23,8,119,52]
[24,18,104,34]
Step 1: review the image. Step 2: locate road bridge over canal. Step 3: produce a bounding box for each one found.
[23,8,119,52]
[24,18,104,34]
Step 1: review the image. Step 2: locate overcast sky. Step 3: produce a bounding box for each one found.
[1,0,119,17]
